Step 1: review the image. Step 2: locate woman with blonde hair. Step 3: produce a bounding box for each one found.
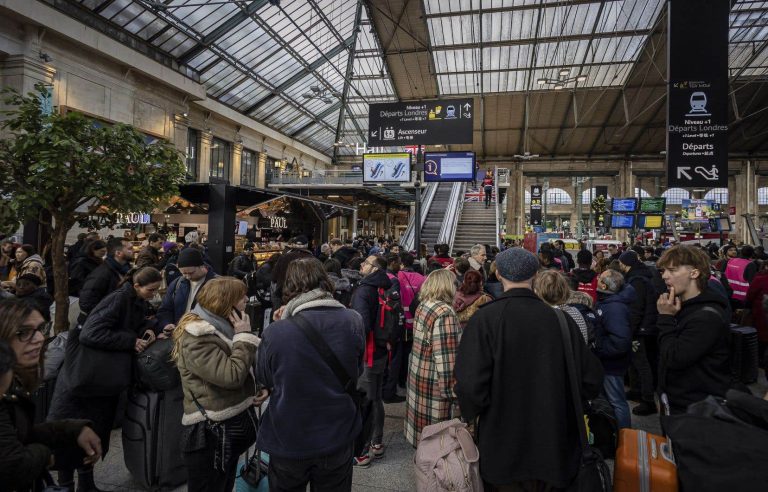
[534,270,590,344]
[172,277,265,492]
[405,269,462,447]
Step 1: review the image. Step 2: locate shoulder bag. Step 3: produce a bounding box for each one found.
[554,309,612,492]
[292,313,373,457]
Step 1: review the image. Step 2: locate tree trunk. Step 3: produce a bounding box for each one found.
[50,224,71,334]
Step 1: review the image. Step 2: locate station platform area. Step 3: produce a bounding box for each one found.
[82,373,768,492]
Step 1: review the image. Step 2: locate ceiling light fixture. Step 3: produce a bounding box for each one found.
[538,69,589,90]
[301,85,340,105]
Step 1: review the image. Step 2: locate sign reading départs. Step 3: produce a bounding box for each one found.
[368,99,474,146]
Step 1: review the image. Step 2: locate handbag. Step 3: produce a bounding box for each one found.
[554,310,612,492]
[191,394,258,472]
[66,326,132,397]
[134,338,181,391]
[292,313,373,457]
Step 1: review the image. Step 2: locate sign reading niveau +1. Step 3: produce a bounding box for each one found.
[666,0,728,188]
[368,99,473,146]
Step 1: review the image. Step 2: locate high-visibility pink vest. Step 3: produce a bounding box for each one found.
[725,258,750,301]
[398,270,425,327]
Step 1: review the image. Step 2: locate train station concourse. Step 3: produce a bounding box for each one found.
[1,1,768,491]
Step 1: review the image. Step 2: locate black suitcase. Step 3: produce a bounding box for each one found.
[122,387,187,490]
[730,326,759,384]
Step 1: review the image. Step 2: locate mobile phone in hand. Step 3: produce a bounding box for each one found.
[233,308,242,318]
[142,332,152,342]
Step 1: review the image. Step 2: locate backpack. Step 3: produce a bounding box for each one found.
[414,419,483,492]
[134,338,181,392]
[586,397,618,459]
[374,286,405,348]
[570,302,598,348]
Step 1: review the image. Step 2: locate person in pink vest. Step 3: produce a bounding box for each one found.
[395,252,425,393]
[722,244,759,309]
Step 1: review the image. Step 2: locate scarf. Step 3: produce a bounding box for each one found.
[191,304,235,339]
[283,288,345,319]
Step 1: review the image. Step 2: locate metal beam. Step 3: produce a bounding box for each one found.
[335,1,364,162]
[424,0,616,18]
[242,35,355,115]
[366,0,429,50]
[435,60,636,76]
[177,0,269,65]
[627,98,666,153]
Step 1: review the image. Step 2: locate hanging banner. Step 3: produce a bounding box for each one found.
[530,185,542,226]
[594,186,608,228]
[666,0,729,188]
[368,98,474,146]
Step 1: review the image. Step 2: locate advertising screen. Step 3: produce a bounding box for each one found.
[424,152,475,182]
[637,214,664,229]
[639,197,667,213]
[362,153,412,183]
[610,214,636,229]
[611,198,638,213]
[680,199,719,222]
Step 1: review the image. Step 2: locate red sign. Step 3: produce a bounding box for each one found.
[729,206,736,215]
[404,145,419,155]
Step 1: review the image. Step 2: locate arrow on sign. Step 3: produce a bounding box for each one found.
[677,166,692,180]
[371,130,378,137]
[463,103,472,112]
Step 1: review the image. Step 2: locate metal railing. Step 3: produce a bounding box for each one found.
[497,167,510,187]
[494,167,502,248]
[269,169,364,185]
[438,182,467,254]
[401,182,438,251]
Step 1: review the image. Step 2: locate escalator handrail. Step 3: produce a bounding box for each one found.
[401,182,437,251]
[439,182,466,254]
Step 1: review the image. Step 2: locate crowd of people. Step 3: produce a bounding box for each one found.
[1,227,767,491]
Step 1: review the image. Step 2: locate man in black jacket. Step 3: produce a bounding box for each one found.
[227,244,255,280]
[619,251,660,415]
[134,233,167,270]
[657,245,731,414]
[454,248,603,490]
[77,237,133,324]
[350,255,391,466]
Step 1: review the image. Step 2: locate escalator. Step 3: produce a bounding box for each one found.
[420,182,454,250]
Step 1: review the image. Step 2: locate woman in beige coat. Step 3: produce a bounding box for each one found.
[172,277,267,492]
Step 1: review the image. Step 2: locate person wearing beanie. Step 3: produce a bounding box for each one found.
[156,246,217,336]
[568,249,599,303]
[455,248,603,489]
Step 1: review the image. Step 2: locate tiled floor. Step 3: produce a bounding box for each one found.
[74,372,767,491]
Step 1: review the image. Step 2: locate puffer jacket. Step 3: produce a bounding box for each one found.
[625,264,660,336]
[175,318,260,425]
[0,377,90,491]
[594,284,635,376]
[77,257,128,324]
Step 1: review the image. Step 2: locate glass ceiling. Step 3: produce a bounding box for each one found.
[74,0,397,156]
[69,0,768,156]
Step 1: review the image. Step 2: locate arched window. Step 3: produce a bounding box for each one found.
[704,188,728,205]
[759,187,768,206]
[634,188,651,198]
[546,188,572,205]
[525,190,531,204]
[582,188,611,204]
[662,188,690,205]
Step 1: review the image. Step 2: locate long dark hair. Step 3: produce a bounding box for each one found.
[0,298,43,391]
[283,257,334,303]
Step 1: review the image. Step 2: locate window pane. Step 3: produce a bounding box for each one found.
[186,129,199,180]
[241,148,257,186]
[210,137,232,181]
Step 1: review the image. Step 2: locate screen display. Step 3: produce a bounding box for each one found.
[236,220,249,236]
[637,214,664,229]
[362,153,412,183]
[611,214,636,229]
[424,152,475,182]
[611,198,638,213]
[680,199,719,222]
[639,197,666,213]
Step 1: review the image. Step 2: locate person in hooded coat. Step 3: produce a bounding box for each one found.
[568,249,599,304]
[452,270,492,329]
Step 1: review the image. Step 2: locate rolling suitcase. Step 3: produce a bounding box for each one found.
[729,326,758,384]
[122,386,187,490]
[614,429,678,492]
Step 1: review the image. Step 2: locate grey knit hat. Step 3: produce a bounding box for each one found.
[495,247,540,282]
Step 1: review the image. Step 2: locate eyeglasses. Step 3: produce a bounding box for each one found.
[15,323,47,342]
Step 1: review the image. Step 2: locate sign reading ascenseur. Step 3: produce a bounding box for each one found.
[368,99,474,146]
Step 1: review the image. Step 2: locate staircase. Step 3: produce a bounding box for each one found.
[452,200,497,253]
[420,182,453,249]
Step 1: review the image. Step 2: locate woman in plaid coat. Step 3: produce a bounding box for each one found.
[404,269,462,447]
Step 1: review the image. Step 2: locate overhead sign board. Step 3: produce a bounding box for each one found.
[368,98,474,146]
[362,153,412,183]
[666,0,729,188]
[424,152,475,182]
[530,185,542,226]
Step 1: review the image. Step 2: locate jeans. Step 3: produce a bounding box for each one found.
[359,365,384,447]
[268,444,353,492]
[484,187,493,207]
[628,337,655,402]
[382,339,403,398]
[603,374,631,429]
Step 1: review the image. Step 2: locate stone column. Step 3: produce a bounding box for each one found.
[733,160,757,244]
[199,131,213,183]
[257,152,267,188]
[231,143,243,186]
[505,164,525,236]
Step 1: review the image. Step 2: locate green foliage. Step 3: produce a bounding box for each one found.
[0,84,186,229]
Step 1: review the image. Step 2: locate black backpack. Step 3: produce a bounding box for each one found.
[374,286,405,348]
[134,338,181,392]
